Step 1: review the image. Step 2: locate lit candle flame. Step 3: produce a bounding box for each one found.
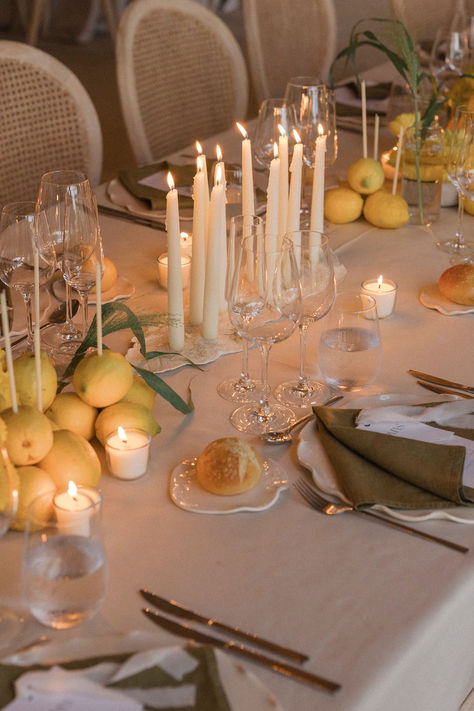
[236,121,247,139]
[167,172,175,191]
[180,231,190,243]
[278,123,286,137]
[118,426,128,443]
[195,140,203,155]
[215,163,222,186]
[67,480,78,499]
[273,142,279,159]
[318,123,324,137]
[293,129,301,143]
[216,144,223,162]
[377,275,383,289]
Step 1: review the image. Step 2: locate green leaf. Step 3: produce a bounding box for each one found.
[132,365,193,414]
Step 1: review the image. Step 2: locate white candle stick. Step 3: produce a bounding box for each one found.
[236,122,255,220]
[202,166,225,341]
[361,80,367,159]
[33,247,42,412]
[278,124,289,240]
[265,142,280,251]
[190,156,207,326]
[310,124,326,239]
[166,172,185,351]
[95,261,103,356]
[392,125,404,196]
[0,291,18,413]
[287,130,303,234]
[215,144,226,189]
[195,141,209,195]
[373,113,380,160]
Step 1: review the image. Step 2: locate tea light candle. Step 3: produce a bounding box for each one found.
[54,481,100,536]
[180,232,193,257]
[157,253,191,290]
[361,275,398,318]
[105,427,151,480]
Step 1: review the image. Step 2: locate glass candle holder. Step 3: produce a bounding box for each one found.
[157,253,191,290]
[105,427,151,480]
[361,277,398,318]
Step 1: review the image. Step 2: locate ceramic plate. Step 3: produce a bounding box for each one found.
[297,392,474,524]
[419,283,474,316]
[170,457,288,514]
[52,275,135,304]
[107,178,193,225]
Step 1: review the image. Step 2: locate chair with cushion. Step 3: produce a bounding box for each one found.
[241,0,337,105]
[0,40,102,206]
[115,0,248,166]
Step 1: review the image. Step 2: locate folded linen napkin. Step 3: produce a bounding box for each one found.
[313,402,474,510]
[0,645,231,711]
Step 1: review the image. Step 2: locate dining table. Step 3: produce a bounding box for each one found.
[1,104,474,711]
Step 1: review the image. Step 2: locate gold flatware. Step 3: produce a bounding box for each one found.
[142,608,341,693]
[416,381,474,400]
[97,204,165,231]
[408,370,474,395]
[140,589,308,663]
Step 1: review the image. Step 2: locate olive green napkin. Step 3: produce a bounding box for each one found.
[344,80,392,100]
[312,406,474,510]
[0,645,231,711]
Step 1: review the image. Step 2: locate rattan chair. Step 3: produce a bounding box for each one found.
[241,0,337,104]
[0,41,102,207]
[115,0,248,165]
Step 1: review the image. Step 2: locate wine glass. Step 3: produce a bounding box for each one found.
[37,170,95,356]
[0,446,22,649]
[228,234,302,434]
[446,108,474,260]
[437,105,474,257]
[274,231,335,407]
[217,214,263,402]
[253,98,295,171]
[0,203,55,355]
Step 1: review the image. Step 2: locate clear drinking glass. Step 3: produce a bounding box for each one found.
[438,105,474,256]
[453,113,474,256]
[228,234,302,434]
[319,292,382,392]
[22,488,107,630]
[0,447,22,649]
[217,215,263,403]
[253,98,295,171]
[0,202,55,355]
[274,231,335,407]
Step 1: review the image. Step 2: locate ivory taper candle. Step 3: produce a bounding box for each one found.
[33,247,42,412]
[265,142,280,252]
[190,156,207,325]
[202,166,225,341]
[236,122,255,219]
[278,124,288,240]
[166,172,185,351]
[310,124,326,238]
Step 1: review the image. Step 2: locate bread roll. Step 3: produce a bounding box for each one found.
[196,437,263,495]
[438,263,474,306]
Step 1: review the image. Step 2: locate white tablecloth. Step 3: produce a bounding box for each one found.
[1,123,474,711]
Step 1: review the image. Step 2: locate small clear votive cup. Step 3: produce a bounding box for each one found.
[105,427,151,480]
[318,292,382,392]
[22,488,107,630]
[360,279,398,318]
[157,253,191,290]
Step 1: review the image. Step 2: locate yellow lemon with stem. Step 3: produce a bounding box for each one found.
[347,158,385,195]
[73,350,134,408]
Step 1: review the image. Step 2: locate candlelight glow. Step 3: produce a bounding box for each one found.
[236,121,247,139]
[318,123,324,137]
[180,231,191,243]
[293,129,301,143]
[215,163,222,185]
[273,142,279,158]
[197,154,204,172]
[167,172,175,191]
[118,426,128,443]
[278,123,286,137]
[216,144,223,162]
[67,480,78,498]
[195,140,203,155]
[377,275,383,288]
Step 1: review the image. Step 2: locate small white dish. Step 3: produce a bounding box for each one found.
[419,284,474,316]
[52,275,135,304]
[297,392,474,524]
[170,457,288,514]
[107,178,193,225]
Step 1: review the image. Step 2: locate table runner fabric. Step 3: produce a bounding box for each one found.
[0,646,231,711]
[313,405,474,509]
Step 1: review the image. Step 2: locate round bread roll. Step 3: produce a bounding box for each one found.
[196,437,263,495]
[438,263,474,306]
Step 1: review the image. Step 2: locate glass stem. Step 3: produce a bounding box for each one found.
[256,341,272,420]
[78,290,89,338]
[60,282,75,335]
[298,323,309,387]
[238,339,251,387]
[455,193,465,248]
[23,292,34,346]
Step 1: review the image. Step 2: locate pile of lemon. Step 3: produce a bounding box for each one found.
[0,348,160,530]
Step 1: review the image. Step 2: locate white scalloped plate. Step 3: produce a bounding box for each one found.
[170,457,288,514]
[52,275,135,304]
[419,283,474,316]
[297,392,474,524]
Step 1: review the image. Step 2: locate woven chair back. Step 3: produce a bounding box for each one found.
[242,0,337,104]
[0,41,102,207]
[391,0,462,43]
[115,0,249,165]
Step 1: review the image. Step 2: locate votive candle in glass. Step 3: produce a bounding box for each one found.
[105,427,151,480]
[157,252,191,290]
[361,276,398,318]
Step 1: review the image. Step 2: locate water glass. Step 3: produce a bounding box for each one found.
[22,488,107,629]
[253,98,295,170]
[319,293,381,392]
[401,122,444,225]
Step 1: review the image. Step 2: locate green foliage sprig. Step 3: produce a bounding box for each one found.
[58,301,194,414]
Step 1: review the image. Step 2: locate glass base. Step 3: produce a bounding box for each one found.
[436,238,474,256]
[273,379,332,408]
[230,402,295,434]
[0,607,23,650]
[217,377,263,403]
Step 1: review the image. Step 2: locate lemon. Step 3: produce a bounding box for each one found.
[0,350,13,413]
[347,158,385,195]
[0,417,6,446]
[73,350,134,408]
[324,187,364,224]
[39,429,101,489]
[11,465,56,532]
[389,112,415,137]
[90,257,117,293]
[0,455,19,519]
[363,191,410,229]
[95,401,161,446]
[46,392,98,441]
[464,194,474,215]
[13,350,57,410]
[2,406,53,466]
[120,375,156,411]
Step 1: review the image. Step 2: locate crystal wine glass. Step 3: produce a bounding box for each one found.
[253,98,295,171]
[438,105,474,257]
[274,231,335,407]
[228,234,302,434]
[0,202,55,355]
[217,214,263,402]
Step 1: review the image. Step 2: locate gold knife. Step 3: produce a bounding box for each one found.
[416,381,474,400]
[140,589,308,663]
[142,608,341,693]
[408,370,474,395]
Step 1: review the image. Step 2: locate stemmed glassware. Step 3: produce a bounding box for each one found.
[0,202,55,355]
[274,231,335,407]
[217,215,263,402]
[228,233,302,434]
[448,107,474,259]
[253,98,295,171]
